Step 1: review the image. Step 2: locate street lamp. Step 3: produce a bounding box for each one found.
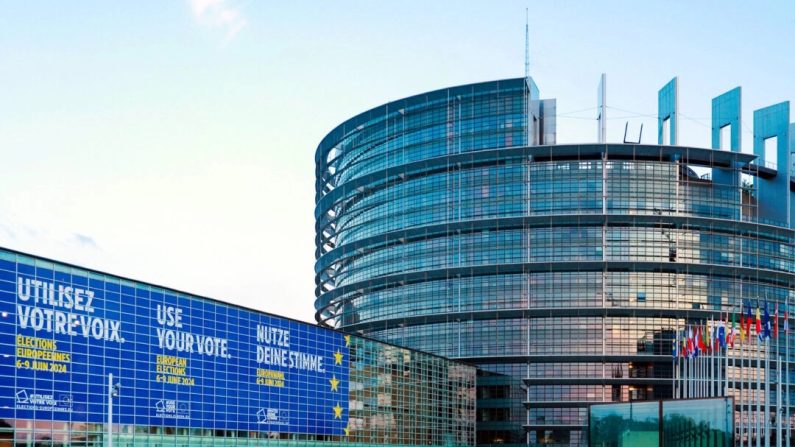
[108,373,120,447]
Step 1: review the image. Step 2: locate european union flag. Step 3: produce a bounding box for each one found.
[763,300,772,340]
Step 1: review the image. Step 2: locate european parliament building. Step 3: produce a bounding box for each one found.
[313,76,795,445]
[0,247,476,446]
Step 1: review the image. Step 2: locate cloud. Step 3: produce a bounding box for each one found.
[0,223,16,240]
[188,0,246,41]
[70,233,99,250]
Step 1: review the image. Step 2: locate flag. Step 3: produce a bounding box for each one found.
[708,322,715,352]
[774,303,779,338]
[730,310,736,348]
[739,304,747,343]
[698,325,707,352]
[718,319,726,349]
[763,301,771,340]
[756,302,762,336]
[697,326,703,356]
[740,303,746,337]
[745,300,754,338]
[704,323,710,352]
[672,329,678,359]
[688,326,696,357]
[739,317,746,343]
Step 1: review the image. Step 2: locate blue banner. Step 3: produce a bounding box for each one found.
[0,259,349,434]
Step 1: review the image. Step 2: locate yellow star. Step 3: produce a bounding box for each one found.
[329,375,340,391]
[334,350,343,365]
[344,335,351,347]
[344,426,350,436]
[333,403,343,419]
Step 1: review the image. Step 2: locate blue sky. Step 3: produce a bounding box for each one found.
[0,1,793,322]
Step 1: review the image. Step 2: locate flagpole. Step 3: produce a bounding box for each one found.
[707,317,717,397]
[710,320,713,397]
[732,300,745,445]
[776,302,781,447]
[679,325,683,399]
[698,326,702,398]
[748,332,752,447]
[705,320,709,398]
[767,337,771,447]
[696,334,705,398]
[695,325,700,399]
[711,320,714,397]
[712,314,723,397]
[678,323,682,400]
[683,324,686,399]
[766,299,772,447]
[721,313,724,397]
[688,325,693,399]
[685,335,690,399]
[685,325,688,399]
[786,296,790,447]
[721,315,724,397]
[703,323,707,398]
[685,325,693,399]
[759,333,763,447]
[695,326,699,399]
[696,329,700,398]
[778,354,782,447]
[749,329,752,447]
[701,324,705,398]
[719,315,723,397]
[726,312,730,398]
[672,326,676,398]
[710,318,714,397]
[741,315,746,445]
[741,298,746,444]
[681,333,685,399]
[716,317,720,397]
[748,299,753,447]
[715,313,723,397]
[671,321,679,399]
[684,327,688,399]
[708,319,712,398]
[718,313,729,397]
[721,318,724,397]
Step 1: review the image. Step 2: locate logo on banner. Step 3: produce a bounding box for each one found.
[257,408,288,425]
[15,389,72,412]
[155,399,189,419]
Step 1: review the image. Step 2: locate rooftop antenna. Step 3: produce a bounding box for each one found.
[524,8,529,79]
[597,74,606,143]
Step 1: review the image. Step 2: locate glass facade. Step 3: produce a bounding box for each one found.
[589,398,734,446]
[314,78,795,445]
[0,248,475,446]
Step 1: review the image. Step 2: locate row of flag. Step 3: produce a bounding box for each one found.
[673,300,790,359]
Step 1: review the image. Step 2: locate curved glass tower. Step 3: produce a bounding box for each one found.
[314,78,795,446]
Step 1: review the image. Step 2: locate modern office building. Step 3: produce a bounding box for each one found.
[313,76,795,445]
[0,247,476,446]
